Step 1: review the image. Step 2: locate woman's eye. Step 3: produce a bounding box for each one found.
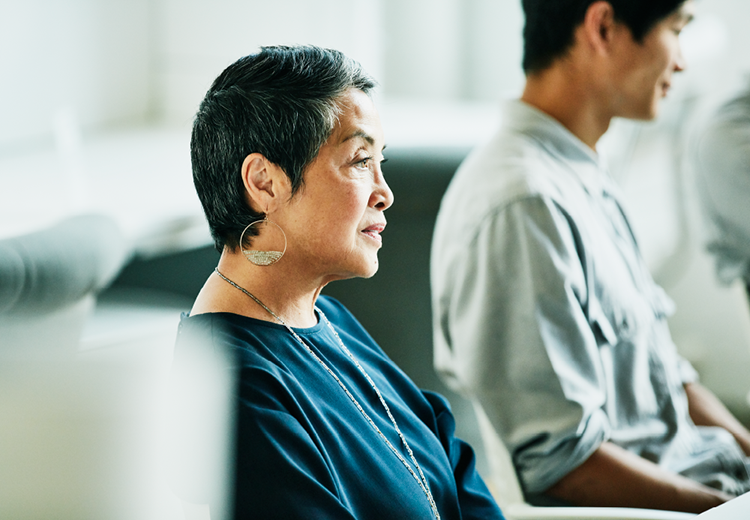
[356,157,371,168]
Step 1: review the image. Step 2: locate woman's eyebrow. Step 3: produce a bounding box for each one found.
[340,130,386,152]
[341,129,374,145]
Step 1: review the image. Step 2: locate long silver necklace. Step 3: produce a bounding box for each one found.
[215,268,441,520]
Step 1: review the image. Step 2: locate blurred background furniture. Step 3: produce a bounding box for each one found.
[0,214,194,520]
[0,214,127,355]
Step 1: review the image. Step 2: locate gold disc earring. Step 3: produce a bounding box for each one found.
[239,217,287,266]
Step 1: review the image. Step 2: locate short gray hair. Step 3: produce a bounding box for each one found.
[191,45,376,252]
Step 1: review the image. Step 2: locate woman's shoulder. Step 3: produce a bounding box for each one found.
[315,295,378,347]
[175,311,292,368]
[315,294,348,316]
[177,311,261,344]
[315,295,414,387]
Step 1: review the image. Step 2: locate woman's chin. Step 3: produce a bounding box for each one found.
[350,258,380,280]
[321,259,379,285]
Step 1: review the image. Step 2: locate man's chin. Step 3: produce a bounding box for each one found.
[628,106,660,122]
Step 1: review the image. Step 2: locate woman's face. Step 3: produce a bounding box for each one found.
[280,88,393,283]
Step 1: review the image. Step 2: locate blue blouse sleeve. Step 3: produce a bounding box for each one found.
[422,390,506,520]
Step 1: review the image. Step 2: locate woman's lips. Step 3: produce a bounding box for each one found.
[362,223,385,243]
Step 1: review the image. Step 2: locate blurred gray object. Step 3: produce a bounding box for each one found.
[0,214,149,520]
[0,214,128,355]
[0,213,196,519]
[691,79,750,289]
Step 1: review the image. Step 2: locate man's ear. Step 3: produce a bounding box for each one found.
[240,153,291,214]
[580,1,617,55]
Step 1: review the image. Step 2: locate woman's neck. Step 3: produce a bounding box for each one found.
[190,250,324,328]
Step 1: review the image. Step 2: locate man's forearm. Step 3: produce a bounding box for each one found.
[544,441,732,513]
[685,381,750,456]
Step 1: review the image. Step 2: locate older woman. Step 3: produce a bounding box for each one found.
[179,45,504,520]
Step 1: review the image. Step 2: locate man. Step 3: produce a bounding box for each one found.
[431,0,750,513]
[693,79,750,299]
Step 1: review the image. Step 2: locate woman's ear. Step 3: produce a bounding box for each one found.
[240,153,291,213]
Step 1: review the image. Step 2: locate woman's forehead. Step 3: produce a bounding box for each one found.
[328,91,383,148]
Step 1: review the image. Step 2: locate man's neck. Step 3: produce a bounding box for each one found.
[520,65,613,151]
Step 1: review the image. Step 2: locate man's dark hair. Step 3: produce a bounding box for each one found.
[521,0,686,73]
[191,45,376,252]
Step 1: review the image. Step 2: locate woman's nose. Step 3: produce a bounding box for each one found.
[372,168,394,211]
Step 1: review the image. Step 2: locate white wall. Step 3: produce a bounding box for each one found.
[380,0,464,99]
[3,0,750,149]
[154,0,384,123]
[699,0,750,76]
[462,0,525,100]
[380,0,525,101]
[0,0,152,150]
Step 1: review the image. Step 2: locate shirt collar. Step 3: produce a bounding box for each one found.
[503,99,612,198]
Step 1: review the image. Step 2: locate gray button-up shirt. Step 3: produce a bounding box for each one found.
[431,100,750,497]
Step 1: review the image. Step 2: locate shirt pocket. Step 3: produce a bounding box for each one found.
[589,295,635,348]
[589,295,660,423]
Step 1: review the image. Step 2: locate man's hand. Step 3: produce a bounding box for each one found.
[685,381,750,457]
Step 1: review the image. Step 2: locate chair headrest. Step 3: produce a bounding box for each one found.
[0,215,129,315]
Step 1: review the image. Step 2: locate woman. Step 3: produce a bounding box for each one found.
[179,45,505,520]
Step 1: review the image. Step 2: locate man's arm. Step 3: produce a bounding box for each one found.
[685,381,750,456]
[545,441,733,513]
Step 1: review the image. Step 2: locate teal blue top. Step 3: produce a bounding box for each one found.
[176,295,504,520]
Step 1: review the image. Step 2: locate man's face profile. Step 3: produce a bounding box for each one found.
[610,0,695,121]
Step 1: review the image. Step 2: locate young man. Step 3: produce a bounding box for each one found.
[431,0,750,513]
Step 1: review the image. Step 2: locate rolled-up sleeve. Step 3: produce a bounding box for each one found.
[444,194,610,494]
